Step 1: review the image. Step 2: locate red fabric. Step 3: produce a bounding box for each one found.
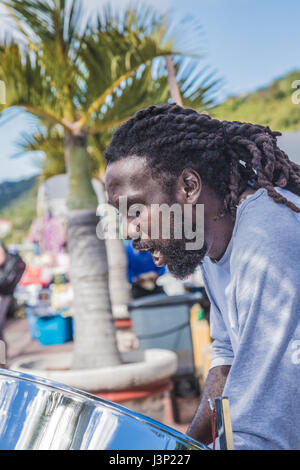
[19,267,48,287]
[94,381,173,403]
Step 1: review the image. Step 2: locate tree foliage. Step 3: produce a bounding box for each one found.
[1,0,220,135]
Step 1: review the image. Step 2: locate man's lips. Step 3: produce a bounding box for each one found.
[151,249,166,267]
[135,245,167,267]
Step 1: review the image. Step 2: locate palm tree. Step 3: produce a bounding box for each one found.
[16,125,133,317]
[0,0,220,370]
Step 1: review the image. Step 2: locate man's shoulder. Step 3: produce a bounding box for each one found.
[201,187,300,273]
[235,188,300,239]
[232,187,300,258]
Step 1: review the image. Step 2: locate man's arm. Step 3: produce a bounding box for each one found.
[187,365,231,445]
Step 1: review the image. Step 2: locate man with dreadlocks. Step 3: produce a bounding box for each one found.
[105,104,300,450]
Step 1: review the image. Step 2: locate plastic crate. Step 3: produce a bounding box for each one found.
[36,315,73,346]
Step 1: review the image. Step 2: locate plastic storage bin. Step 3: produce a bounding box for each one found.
[36,315,73,346]
[128,292,204,424]
[128,292,203,376]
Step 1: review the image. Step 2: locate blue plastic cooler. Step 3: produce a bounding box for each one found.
[36,314,73,345]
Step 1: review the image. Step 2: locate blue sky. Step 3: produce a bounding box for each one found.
[1,0,300,182]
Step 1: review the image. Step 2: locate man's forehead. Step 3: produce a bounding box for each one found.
[105,157,151,201]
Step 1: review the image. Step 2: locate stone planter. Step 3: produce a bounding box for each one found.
[10,349,177,422]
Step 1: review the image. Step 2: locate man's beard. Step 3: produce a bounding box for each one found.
[161,239,208,279]
[133,237,208,280]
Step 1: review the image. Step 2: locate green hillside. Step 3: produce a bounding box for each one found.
[0,176,36,210]
[211,70,300,131]
[0,177,37,245]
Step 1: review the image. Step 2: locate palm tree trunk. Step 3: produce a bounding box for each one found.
[103,200,132,316]
[106,238,132,317]
[65,133,122,369]
[165,55,183,106]
[95,180,132,316]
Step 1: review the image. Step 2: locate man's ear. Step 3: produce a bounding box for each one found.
[175,168,202,205]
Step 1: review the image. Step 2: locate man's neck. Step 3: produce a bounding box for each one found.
[206,213,234,261]
[204,186,257,261]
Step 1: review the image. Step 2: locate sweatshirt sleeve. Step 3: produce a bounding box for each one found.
[223,196,300,449]
[209,302,235,369]
[201,266,234,369]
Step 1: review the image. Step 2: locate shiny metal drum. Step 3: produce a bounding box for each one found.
[0,369,208,450]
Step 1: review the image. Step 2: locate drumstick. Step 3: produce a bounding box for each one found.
[214,396,235,450]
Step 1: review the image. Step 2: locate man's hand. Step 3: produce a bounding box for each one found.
[187,365,231,445]
[134,271,158,289]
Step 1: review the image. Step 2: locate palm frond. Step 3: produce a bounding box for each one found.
[1,1,222,144]
[15,124,66,180]
[14,122,109,180]
[0,41,70,125]
[89,64,170,132]
[3,0,86,119]
[77,6,175,127]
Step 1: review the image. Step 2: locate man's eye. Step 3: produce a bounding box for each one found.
[128,203,144,219]
[127,210,140,218]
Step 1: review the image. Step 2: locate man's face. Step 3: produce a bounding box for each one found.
[105,156,207,279]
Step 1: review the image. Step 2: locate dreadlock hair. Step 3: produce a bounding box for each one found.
[105,104,300,219]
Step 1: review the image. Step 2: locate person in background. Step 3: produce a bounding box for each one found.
[0,242,26,344]
[28,209,66,257]
[0,243,10,343]
[125,240,166,299]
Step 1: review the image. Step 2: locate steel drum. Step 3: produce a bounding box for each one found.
[0,369,208,450]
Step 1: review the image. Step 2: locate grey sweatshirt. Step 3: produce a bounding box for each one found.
[201,187,300,450]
